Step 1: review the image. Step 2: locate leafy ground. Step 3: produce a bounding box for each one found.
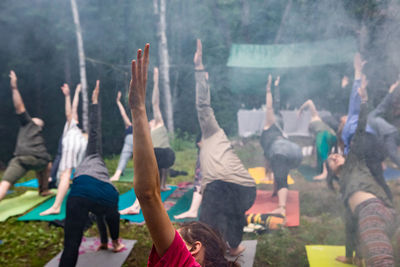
[1,136,400,266]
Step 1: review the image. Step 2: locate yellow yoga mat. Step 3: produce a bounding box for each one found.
[306,245,356,267]
[248,167,294,185]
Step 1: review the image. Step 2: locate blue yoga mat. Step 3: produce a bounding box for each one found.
[14,178,39,188]
[384,167,400,181]
[119,186,177,223]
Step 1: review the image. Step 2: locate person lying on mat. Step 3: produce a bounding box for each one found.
[194,39,256,256]
[341,53,392,201]
[59,80,124,267]
[174,136,203,220]
[128,43,239,267]
[41,83,88,216]
[0,70,52,201]
[260,74,302,217]
[110,91,133,181]
[327,76,397,266]
[298,99,337,180]
[119,67,175,215]
[367,79,400,169]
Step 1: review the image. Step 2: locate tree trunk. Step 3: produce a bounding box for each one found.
[154,0,174,133]
[274,0,292,44]
[70,0,89,132]
[240,0,250,42]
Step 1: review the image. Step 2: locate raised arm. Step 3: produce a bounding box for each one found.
[347,53,366,117]
[116,91,132,128]
[86,80,101,156]
[298,99,320,120]
[9,70,26,114]
[369,80,399,118]
[71,84,81,122]
[129,44,175,257]
[264,74,275,129]
[194,39,220,139]
[152,67,164,125]
[352,74,369,147]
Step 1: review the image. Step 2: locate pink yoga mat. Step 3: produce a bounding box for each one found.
[246,190,299,227]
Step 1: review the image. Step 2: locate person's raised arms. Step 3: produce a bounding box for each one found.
[128,44,175,257]
[298,99,320,121]
[264,74,275,129]
[152,67,163,126]
[71,84,81,122]
[61,83,72,122]
[353,52,366,80]
[116,91,132,128]
[9,70,26,114]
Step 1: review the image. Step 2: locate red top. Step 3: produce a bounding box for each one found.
[148,230,202,267]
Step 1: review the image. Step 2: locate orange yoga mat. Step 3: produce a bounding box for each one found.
[246,190,299,227]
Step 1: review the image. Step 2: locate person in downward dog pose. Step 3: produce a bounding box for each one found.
[41,83,88,216]
[128,43,238,266]
[327,75,397,266]
[260,74,303,217]
[298,99,337,180]
[59,81,124,267]
[0,71,52,201]
[110,91,133,181]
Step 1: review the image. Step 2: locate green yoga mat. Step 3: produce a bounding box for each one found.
[119,186,177,223]
[18,191,69,221]
[168,188,199,222]
[116,168,134,183]
[0,190,56,222]
[298,165,320,182]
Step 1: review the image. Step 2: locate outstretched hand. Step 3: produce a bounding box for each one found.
[61,83,70,96]
[9,70,17,89]
[194,39,204,70]
[266,74,272,92]
[153,67,159,84]
[129,44,150,111]
[274,76,280,87]
[92,80,100,104]
[389,80,400,93]
[354,52,367,72]
[358,74,368,103]
[116,91,122,103]
[75,83,81,93]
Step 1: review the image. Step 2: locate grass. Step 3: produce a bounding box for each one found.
[1,137,400,266]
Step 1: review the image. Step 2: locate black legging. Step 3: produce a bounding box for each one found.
[270,154,291,191]
[59,196,120,267]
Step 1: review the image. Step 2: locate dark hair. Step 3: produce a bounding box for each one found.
[179,221,239,267]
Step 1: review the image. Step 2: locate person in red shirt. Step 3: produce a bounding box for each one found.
[128,44,238,267]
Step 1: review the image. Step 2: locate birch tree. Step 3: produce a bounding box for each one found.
[154,0,174,133]
[70,0,89,132]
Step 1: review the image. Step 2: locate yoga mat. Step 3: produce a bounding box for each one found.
[45,237,136,267]
[119,186,177,223]
[14,178,39,188]
[248,167,294,185]
[306,245,355,267]
[245,190,299,227]
[298,165,320,182]
[18,191,69,221]
[0,190,55,222]
[168,188,198,222]
[116,168,134,183]
[384,167,400,181]
[225,240,257,267]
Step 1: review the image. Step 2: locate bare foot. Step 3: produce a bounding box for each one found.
[97,243,108,251]
[119,202,141,215]
[229,245,246,256]
[269,207,286,217]
[174,210,198,220]
[40,206,60,216]
[112,240,125,253]
[160,186,171,192]
[110,174,120,181]
[313,173,326,181]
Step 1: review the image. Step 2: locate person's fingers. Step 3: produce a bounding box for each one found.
[143,44,150,88]
[131,60,137,88]
[198,39,202,57]
[137,49,143,91]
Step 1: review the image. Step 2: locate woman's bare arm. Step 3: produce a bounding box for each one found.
[116,91,132,128]
[128,44,175,257]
